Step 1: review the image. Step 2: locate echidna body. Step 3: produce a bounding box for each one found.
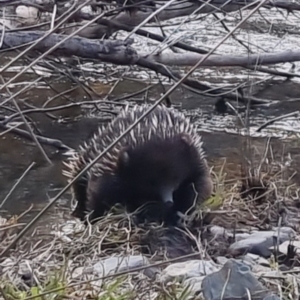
[63,104,212,225]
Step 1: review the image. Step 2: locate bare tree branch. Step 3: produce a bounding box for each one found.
[0,31,139,65]
[2,31,300,73]
[144,50,300,67]
[1,30,275,104]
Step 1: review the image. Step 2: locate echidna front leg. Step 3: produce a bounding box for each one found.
[85,173,118,224]
[172,182,198,222]
[172,171,213,223]
[193,169,213,206]
[71,177,89,221]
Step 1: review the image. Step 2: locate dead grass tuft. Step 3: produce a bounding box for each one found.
[1,156,300,299]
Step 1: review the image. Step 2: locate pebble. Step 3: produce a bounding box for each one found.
[161,259,219,283]
[93,255,158,279]
[229,227,296,257]
[202,259,277,300]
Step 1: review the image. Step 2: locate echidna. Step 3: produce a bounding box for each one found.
[63,104,213,225]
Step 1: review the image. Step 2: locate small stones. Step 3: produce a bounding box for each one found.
[157,225,297,299]
[184,276,205,294]
[271,240,300,255]
[201,259,275,300]
[93,255,158,279]
[161,260,220,283]
[242,253,270,267]
[229,227,296,258]
[263,295,281,300]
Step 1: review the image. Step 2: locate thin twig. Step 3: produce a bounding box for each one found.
[256,111,300,132]
[0,0,86,76]
[0,162,36,209]
[1,76,52,165]
[0,2,108,93]
[0,122,72,151]
[0,0,271,258]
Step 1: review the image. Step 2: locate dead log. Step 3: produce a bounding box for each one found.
[144,50,300,68]
[0,31,287,104]
[0,31,139,65]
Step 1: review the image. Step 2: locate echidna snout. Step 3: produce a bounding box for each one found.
[160,185,176,208]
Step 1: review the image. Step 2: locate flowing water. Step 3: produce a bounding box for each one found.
[1,76,300,229]
[1,7,300,235]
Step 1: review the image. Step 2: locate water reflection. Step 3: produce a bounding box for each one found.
[1,77,300,229]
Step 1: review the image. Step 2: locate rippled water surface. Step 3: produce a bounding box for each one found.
[1,6,300,231]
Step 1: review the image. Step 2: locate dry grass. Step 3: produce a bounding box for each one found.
[0,205,206,300]
[1,155,300,299]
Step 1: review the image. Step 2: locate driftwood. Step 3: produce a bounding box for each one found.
[144,50,300,68]
[2,0,295,165]
[0,31,278,104]
[1,30,300,76]
[1,31,139,65]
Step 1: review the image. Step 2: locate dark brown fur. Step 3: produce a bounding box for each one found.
[64,104,212,225]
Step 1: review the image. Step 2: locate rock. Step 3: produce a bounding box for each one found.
[209,225,230,237]
[243,253,270,267]
[229,228,295,258]
[234,232,252,241]
[209,225,251,241]
[215,256,229,265]
[72,266,94,279]
[18,260,32,277]
[16,6,39,26]
[93,255,158,279]
[202,259,277,300]
[161,260,220,283]
[184,276,205,294]
[270,240,300,255]
[263,294,281,300]
[1,257,14,272]
[255,270,283,278]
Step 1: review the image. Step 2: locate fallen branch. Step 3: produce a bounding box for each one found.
[144,50,300,68]
[256,111,300,132]
[0,31,290,104]
[2,31,300,71]
[0,31,139,65]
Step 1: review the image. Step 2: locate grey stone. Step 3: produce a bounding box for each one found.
[209,225,250,241]
[215,256,229,265]
[184,276,205,293]
[273,227,295,236]
[270,240,300,255]
[243,253,270,267]
[18,260,32,277]
[209,225,230,237]
[202,259,273,300]
[93,255,157,278]
[234,232,252,241]
[263,295,281,300]
[229,228,295,258]
[161,260,220,283]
